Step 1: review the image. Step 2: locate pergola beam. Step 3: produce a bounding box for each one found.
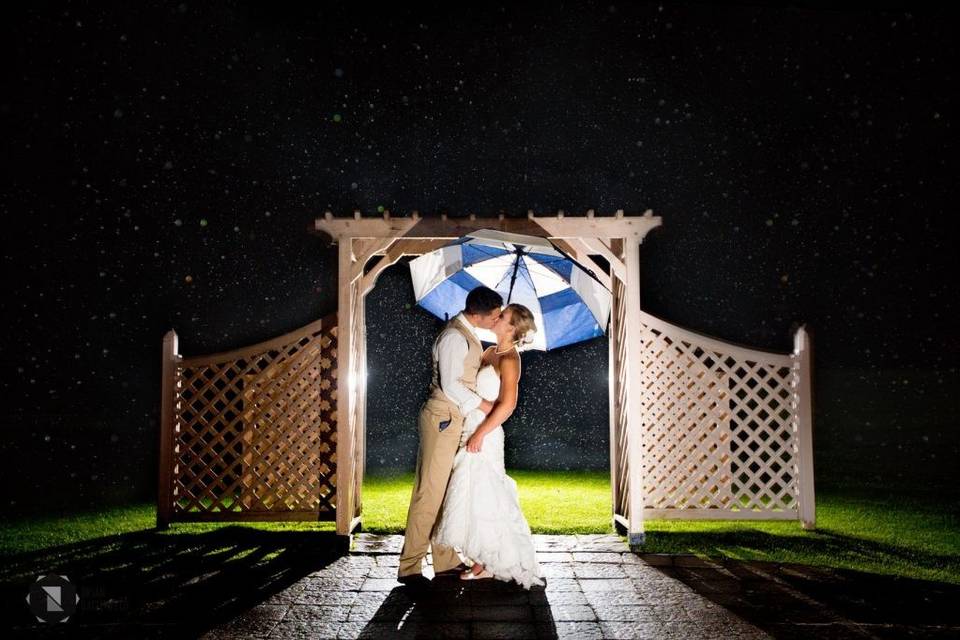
[551,238,612,290]
[578,237,627,281]
[360,239,450,296]
[313,209,662,243]
[350,237,399,282]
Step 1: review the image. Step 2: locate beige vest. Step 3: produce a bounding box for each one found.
[426,317,482,419]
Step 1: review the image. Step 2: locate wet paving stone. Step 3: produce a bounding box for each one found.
[541,563,577,578]
[5,533,959,639]
[574,562,629,578]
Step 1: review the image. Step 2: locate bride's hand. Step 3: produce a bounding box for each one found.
[466,433,484,453]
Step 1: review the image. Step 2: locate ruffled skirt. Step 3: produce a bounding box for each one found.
[432,421,545,590]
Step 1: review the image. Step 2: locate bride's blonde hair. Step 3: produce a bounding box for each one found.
[505,303,537,348]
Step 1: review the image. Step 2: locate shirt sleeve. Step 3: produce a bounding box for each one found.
[436,330,484,415]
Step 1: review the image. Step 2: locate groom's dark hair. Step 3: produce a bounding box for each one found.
[464,286,503,314]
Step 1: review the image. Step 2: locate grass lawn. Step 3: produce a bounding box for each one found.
[361,469,612,535]
[2,470,958,586]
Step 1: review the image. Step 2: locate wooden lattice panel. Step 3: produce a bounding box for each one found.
[163,314,338,521]
[637,310,801,517]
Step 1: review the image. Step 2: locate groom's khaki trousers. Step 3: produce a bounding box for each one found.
[397,398,466,577]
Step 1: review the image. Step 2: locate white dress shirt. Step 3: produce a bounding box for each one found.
[434,312,485,415]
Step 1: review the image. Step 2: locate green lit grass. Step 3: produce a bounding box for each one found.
[361,469,613,535]
[1,471,957,585]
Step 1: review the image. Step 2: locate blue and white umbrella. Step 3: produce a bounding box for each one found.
[408,229,611,351]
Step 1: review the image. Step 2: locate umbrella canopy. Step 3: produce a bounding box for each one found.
[408,229,611,351]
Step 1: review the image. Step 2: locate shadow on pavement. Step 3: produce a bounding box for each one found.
[646,529,960,639]
[354,576,556,639]
[1,526,348,639]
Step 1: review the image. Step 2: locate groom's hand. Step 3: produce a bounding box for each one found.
[478,399,494,415]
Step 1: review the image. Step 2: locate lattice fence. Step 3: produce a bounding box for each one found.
[636,310,814,521]
[157,313,339,525]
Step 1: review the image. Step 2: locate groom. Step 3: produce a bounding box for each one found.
[397,285,504,588]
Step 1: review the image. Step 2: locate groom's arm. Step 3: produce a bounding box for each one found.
[436,330,488,416]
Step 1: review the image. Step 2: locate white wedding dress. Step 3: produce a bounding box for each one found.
[432,362,545,590]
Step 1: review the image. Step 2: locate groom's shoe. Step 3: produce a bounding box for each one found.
[433,562,471,578]
[397,574,431,593]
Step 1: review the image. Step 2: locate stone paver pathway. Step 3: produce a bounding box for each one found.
[196,533,960,639]
[5,532,959,639]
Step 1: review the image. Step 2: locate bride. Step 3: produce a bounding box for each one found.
[431,303,546,590]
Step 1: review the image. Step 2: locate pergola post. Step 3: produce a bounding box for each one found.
[795,325,817,530]
[607,258,620,534]
[623,239,646,548]
[335,241,356,537]
[355,280,368,528]
[156,329,178,529]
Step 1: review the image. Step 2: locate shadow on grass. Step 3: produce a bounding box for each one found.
[0,526,348,638]
[649,551,960,636]
[643,527,960,585]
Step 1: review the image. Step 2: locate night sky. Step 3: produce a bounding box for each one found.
[2,2,957,514]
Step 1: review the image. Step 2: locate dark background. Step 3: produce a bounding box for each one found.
[1,1,957,516]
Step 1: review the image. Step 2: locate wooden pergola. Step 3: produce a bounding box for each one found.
[157,208,816,550]
[314,209,662,545]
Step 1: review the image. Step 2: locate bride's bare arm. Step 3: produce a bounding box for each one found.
[467,357,520,442]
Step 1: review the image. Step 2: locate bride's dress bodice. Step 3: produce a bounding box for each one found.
[465,364,500,434]
[476,363,500,401]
